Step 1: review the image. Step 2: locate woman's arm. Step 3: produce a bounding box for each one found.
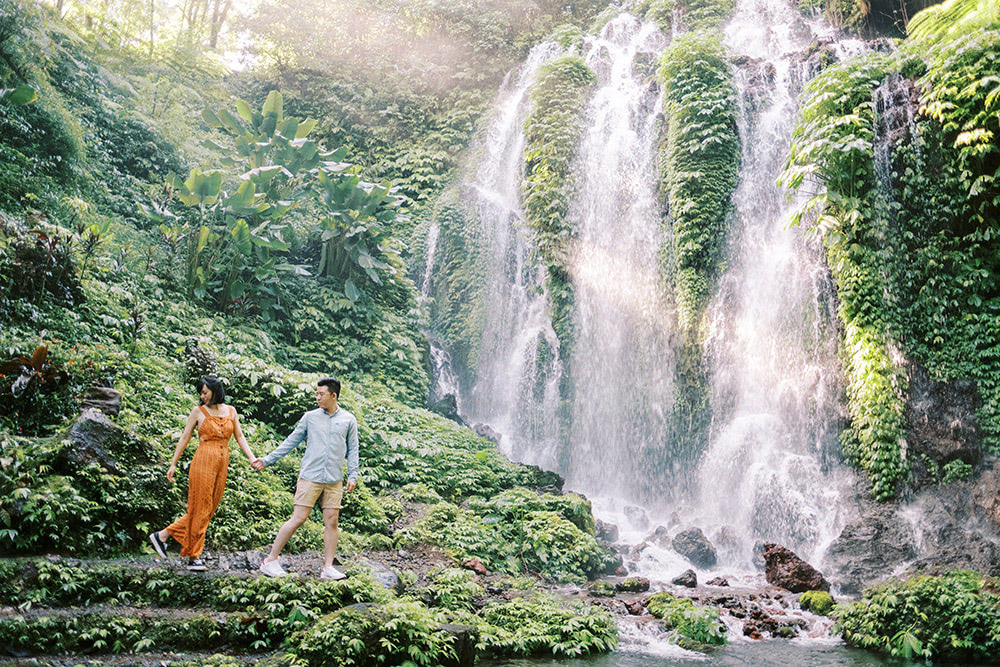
[231,410,259,464]
[167,407,200,483]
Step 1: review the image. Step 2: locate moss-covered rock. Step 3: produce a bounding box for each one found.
[800,589,835,615]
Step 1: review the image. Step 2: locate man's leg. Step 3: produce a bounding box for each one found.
[322,508,340,569]
[266,504,312,563]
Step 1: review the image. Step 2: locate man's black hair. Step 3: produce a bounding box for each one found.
[318,377,340,397]
[196,376,226,406]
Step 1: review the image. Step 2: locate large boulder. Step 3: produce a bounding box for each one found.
[61,408,158,472]
[428,393,465,426]
[826,463,1000,594]
[762,543,829,593]
[672,527,717,568]
[79,386,121,416]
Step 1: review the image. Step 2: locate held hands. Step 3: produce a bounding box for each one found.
[251,458,265,471]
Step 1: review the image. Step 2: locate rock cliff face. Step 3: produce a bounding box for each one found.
[825,366,1000,594]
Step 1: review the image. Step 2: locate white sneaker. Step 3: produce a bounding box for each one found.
[259,558,287,577]
[320,565,346,580]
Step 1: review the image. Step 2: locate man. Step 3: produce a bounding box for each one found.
[252,377,358,579]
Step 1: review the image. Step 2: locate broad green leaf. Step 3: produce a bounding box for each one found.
[345,279,361,302]
[230,218,252,255]
[2,85,36,106]
[263,90,283,119]
[295,118,317,138]
[236,99,253,122]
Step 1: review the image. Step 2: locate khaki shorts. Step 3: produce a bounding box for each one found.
[293,478,343,510]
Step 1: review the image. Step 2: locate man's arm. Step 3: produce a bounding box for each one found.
[345,416,360,490]
[260,413,309,467]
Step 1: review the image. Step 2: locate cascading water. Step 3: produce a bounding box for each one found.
[688,0,860,568]
[427,0,873,581]
[563,15,673,504]
[426,41,567,465]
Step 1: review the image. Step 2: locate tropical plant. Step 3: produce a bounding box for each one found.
[836,570,1000,662]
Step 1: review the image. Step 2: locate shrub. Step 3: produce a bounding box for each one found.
[288,598,461,667]
[646,592,727,645]
[476,594,617,658]
[836,570,1000,662]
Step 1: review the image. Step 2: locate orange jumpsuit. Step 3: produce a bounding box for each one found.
[165,405,233,558]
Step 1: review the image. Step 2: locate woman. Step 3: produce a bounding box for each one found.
[149,376,259,571]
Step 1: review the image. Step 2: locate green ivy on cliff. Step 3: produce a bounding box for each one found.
[782,9,1000,499]
[656,30,740,332]
[521,54,596,363]
[655,29,739,464]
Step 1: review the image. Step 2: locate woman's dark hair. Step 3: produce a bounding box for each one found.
[196,376,226,405]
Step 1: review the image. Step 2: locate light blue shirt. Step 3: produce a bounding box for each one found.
[262,406,359,483]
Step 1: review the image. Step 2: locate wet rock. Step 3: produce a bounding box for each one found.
[972,464,1000,530]
[588,581,615,597]
[762,543,829,593]
[615,577,649,593]
[472,423,501,444]
[672,569,697,588]
[706,576,729,587]
[462,558,488,575]
[439,623,478,667]
[906,366,982,488]
[624,506,650,529]
[672,527,718,568]
[215,551,255,571]
[824,497,919,594]
[603,551,625,575]
[624,599,645,615]
[356,556,404,593]
[712,526,741,553]
[63,408,157,473]
[429,393,465,426]
[80,387,121,416]
[596,519,619,544]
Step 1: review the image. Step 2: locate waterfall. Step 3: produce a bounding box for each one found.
[426,41,566,462]
[425,0,874,574]
[563,14,672,503]
[692,0,860,567]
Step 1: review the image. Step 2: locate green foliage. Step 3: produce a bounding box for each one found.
[0,433,175,555]
[656,30,740,331]
[836,570,1000,662]
[800,590,835,616]
[637,0,735,32]
[475,594,617,658]
[417,567,484,611]
[2,558,389,616]
[840,323,908,500]
[907,0,1000,44]
[421,194,488,376]
[0,559,391,654]
[358,395,561,501]
[942,458,974,483]
[522,55,596,361]
[646,592,727,646]
[397,489,615,582]
[918,29,1000,231]
[143,90,406,314]
[0,612,225,655]
[782,23,1000,496]
[288,598,461,667]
